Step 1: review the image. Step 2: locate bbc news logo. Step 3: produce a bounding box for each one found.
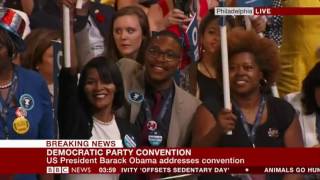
[47,166,69,174]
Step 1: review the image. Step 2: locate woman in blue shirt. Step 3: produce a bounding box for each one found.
[0,8,54,140]
[0,8,54,180]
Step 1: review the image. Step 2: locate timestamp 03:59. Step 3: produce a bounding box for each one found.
[99,167,117,173]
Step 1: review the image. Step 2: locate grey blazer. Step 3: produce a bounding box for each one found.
[116,58,201,147]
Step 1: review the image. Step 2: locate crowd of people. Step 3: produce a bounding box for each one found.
[0,0,319,180]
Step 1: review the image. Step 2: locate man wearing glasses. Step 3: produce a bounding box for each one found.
[117,30,201,148]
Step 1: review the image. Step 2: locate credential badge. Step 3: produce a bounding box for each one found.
[19,94,34,111]
[128,91,144,103]
[123,134,137,148]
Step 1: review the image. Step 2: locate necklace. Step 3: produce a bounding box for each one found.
[0,80,12,89]
[200,62,214,79]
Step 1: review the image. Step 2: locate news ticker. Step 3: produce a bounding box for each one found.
[214,7,320,16]
[1,140,320,174]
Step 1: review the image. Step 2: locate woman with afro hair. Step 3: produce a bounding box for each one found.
[192,28,303,180]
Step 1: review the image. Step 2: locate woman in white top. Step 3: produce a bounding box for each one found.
[285,62,320,147]
[58,57,139,180]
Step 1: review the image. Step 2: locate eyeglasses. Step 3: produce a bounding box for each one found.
[146,46,181,62]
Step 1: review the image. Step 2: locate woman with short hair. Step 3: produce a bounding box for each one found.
[20,28,60,98]
[59,56,139,179]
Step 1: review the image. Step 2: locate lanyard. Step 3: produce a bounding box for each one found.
[144,89,173,124]
[233,96,266,148]
[0,71,18,139]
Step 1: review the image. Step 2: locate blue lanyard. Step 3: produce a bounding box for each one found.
[233,96,266,148]
[0,70,18,139]
[143,89,173,124]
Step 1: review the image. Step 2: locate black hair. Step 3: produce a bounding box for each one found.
[199,13,236,37]
[150,30,183,49]
[78,57,125,114]
[301,62,320,115]
[0,29,17,58]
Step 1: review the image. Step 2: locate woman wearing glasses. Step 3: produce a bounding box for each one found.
[117,30,201,148]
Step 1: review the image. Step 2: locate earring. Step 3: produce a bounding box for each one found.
[11,53,16,60]
[260,78,268,87]
[202,49,206,53]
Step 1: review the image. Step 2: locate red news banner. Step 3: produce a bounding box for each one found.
[0,140,320,174]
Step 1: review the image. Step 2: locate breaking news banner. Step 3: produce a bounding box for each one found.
[214,7,320,16]
[1,140,320,175]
